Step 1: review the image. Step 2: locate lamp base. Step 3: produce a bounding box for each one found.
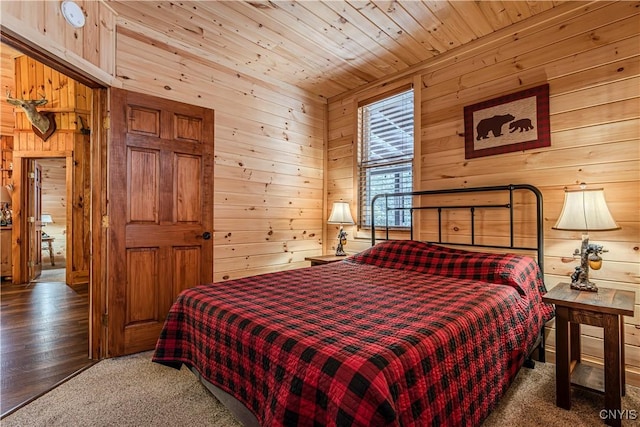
[335,226,348,256]
[568,235,599,292]
[570,265,598,292]
[570,278,598,292]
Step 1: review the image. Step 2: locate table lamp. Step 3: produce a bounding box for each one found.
[1,185,12,225]
[0,185,10,204]
[41,214,53,237]
[552,184,620,292]
[327,201,355,256]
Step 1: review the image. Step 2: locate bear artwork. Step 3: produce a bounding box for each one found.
[509,118,534,133]
[475,114,515,140]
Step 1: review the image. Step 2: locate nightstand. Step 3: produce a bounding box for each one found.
[305,254,348,266]
[542,283,635,427]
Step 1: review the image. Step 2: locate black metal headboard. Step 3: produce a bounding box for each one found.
[370,184,544,275]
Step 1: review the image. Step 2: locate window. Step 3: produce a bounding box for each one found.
[357,88,414,228]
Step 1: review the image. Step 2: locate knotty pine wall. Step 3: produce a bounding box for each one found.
[328,2,640,385]
[114,29,326,282]
[1,45,17,186]
[11,56,91,285]
[1,44,18,136]
[2,1,326,281]
[0,0,116,86]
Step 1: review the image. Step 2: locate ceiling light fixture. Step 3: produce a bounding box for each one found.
[61,0,86,29]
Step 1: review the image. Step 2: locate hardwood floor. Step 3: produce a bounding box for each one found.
[0,270,93,418]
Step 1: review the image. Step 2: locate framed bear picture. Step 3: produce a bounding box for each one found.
[464,84,550,159]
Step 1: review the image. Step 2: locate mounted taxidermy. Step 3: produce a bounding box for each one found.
[5,91,57,141]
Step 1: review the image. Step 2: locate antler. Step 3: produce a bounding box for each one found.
[5,91,51,134]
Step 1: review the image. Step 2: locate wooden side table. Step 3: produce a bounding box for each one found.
[305,254,348,266]
[42,236,55,266]
[542,283,635,427]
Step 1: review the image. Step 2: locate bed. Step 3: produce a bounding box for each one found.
[153,184,555,426]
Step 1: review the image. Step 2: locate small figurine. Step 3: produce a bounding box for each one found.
[586,244,604,270]
[570,266,597,292]
[335,227,348,256]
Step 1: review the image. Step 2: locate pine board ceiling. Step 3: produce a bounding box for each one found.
[107,1,566,100]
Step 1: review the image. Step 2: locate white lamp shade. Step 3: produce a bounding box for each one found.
[41,214,54,224]
[553,188,620,231]
[327,201,355,225]
[1,186,11,203]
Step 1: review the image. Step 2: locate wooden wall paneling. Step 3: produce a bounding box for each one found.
[1,44,18,136]
[114,24,326,281]
[112,63,322,147]
[8,154,23,283]
[81,0,100,67]
[0,136,13,186]
[416,2,630,97]
[420,22,639,124]
[327,2,640,385]
[10,54,92,286]
[0,0,117,86]
[69,133,90,286]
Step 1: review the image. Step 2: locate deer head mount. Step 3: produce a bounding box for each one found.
[6,91,57,141]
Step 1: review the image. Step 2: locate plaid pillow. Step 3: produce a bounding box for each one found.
[347,240,542,297]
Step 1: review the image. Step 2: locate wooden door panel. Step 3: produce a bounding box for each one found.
[174,114,202,142]
[108,88,214,356]
[125,224,204,247]
[128,106,161,136]
[173,247,201,295]
[124,322,164,355]
[126,248,160,324]
[175,154,201,222]
[128,148,160,223]
[27,160,42,281]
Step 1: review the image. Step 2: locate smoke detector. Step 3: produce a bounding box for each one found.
[61,0,86,29]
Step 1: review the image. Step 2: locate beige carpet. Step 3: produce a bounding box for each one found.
[2,351,639,426]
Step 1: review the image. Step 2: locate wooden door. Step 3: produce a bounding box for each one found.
[27,160,42,281]
[107,88,214,356]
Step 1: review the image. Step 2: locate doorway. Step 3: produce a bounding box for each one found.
[30,158,67,283]
[0,40,103,417]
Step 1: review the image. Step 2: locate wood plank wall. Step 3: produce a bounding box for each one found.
[2,46,16,187]
[0,0,116,86]
[11,56,91,285]
[2,2,325,287]
[114,27,327,282]
[1,44,18,136]
[327,2,640,386]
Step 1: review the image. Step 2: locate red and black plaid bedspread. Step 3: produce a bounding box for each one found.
[153,240,554,426]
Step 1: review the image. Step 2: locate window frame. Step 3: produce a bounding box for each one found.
[356,85,415,231]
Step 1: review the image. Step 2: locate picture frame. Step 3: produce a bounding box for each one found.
[464,84,550,159]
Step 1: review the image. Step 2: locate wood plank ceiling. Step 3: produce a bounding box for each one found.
[107,1,566,100]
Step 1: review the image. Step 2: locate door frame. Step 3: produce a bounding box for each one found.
[13,156,72,284]
[1,31,108,360]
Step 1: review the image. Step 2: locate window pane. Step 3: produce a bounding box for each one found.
[358,89,414,228]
